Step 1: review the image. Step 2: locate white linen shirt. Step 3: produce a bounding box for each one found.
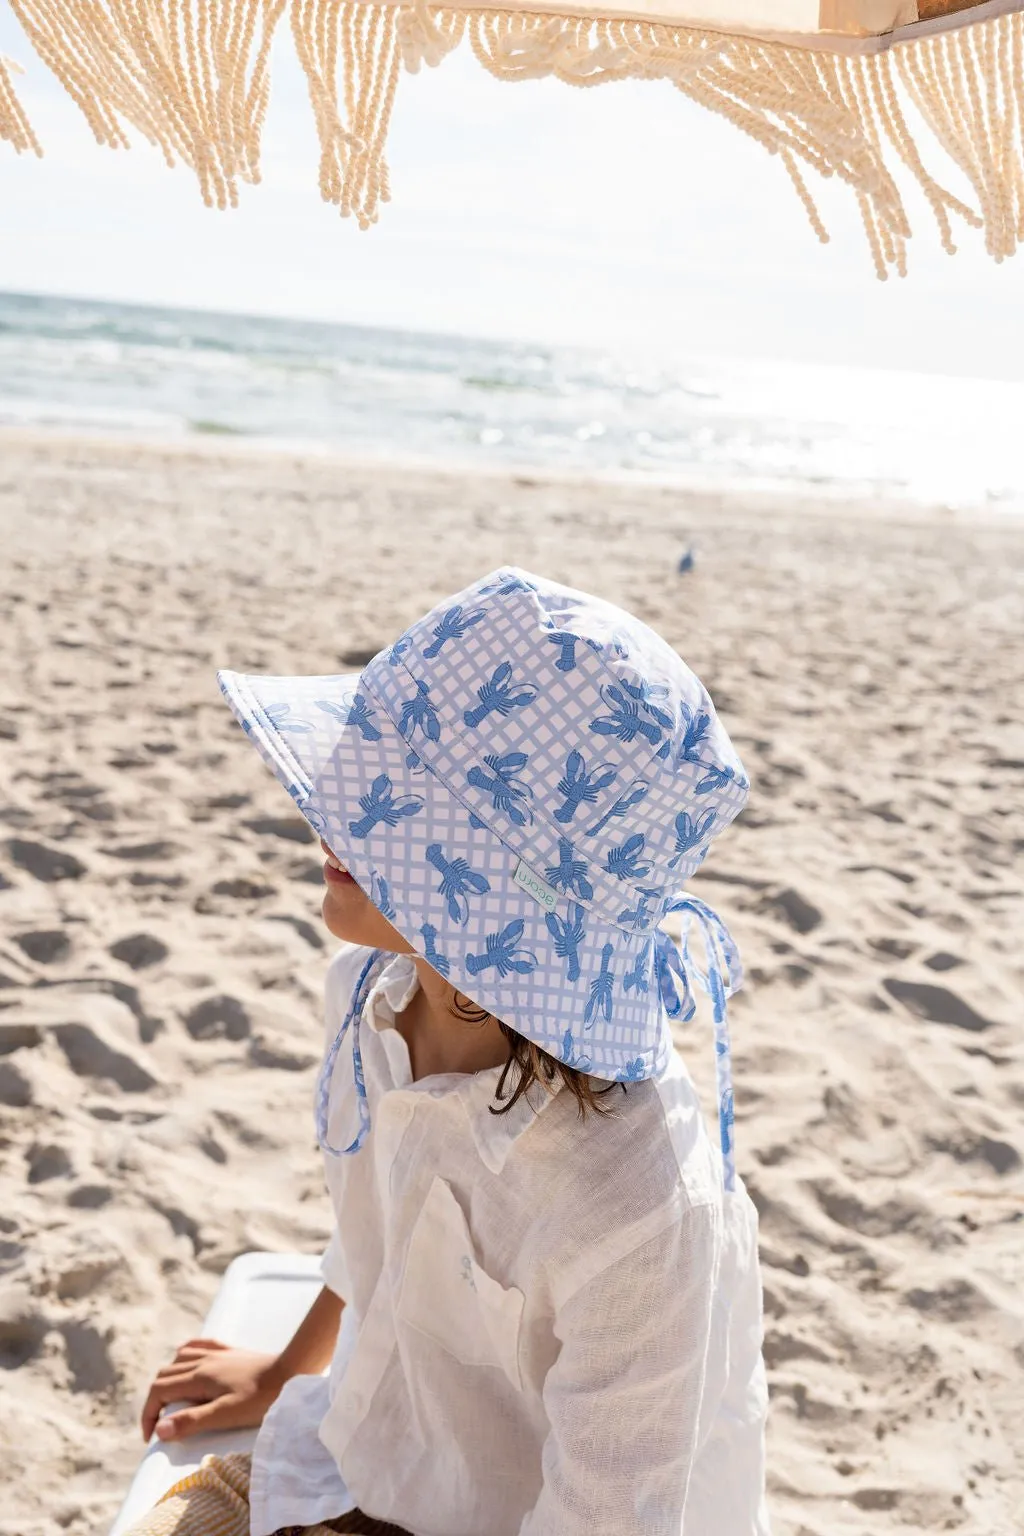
[250,945,770,1536]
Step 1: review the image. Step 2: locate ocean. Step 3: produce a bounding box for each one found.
[2,288,1022,513]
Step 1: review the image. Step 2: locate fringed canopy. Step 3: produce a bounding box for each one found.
[3,0,1024,275]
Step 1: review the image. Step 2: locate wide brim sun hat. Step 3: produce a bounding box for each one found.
[4,1,1024,277]
[218,566,749,1187]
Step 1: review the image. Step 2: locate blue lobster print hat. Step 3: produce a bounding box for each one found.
[218,567,750,1189]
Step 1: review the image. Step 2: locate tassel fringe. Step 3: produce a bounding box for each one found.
[6,0,284,208]
[4,1,1024,272]
[1,53,42,156]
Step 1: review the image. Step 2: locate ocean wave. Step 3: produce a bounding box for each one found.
[2,288,1023,514]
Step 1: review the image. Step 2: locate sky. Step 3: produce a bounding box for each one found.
[2,8,1024,379]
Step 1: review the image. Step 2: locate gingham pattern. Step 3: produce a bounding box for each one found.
[218,566,750,1188]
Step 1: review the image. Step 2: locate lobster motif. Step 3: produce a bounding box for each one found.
[420,922,452,979]
[545,838,594,901]
[425,842,491,924]
[554,750,618,825]
[465,919,538,979]
[604,833,651,882]
[463,662,538,728]
[590,679,673,747]
[348,774,424,839]
[545,903,586,983]
[584,942,616,1025]
[422,604,487,658]
[316,694,382,743]
[467,751,534,827]
[399,680,442,743]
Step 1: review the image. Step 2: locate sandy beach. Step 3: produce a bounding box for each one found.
[0,431,1021,1536]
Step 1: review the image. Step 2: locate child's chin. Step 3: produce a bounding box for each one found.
[321,886,366,941]
[321,886,415,956]
[321,884,386,946]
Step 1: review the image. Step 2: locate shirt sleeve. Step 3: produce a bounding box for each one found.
[519,1201,720,1536]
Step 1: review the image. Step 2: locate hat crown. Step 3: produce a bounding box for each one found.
[360,567,748,931]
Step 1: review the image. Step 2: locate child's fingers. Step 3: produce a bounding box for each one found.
[141,1381,197,1441]
[156,1361,198,1378]
[141,1373,217,1438]
[141,1394,160,1442]
[155,1394,248,1441]
[173,1338,228,1358]
[157,1355,212,1379]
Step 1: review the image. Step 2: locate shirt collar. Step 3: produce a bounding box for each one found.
[456,1069,564,1176]
[365,952,419,1028]
[363,951,564,1174]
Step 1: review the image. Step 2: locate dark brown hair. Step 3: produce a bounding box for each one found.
[445,989,624,1119]
[492,1023,625,1119]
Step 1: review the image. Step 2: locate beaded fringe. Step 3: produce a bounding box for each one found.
[4,1,1024,272]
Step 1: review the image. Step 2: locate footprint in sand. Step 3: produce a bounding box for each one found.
[40,772,114,822]
[6,839,86,882]
[761,887,823,935]
[904,1277,993,1322]
[52,1237,125,1302]
[183,994,251,1042]
[35,977,161,1042]
[14,930,70,965]
[244,816,316,844]
[108,933,168,970]
[762,1330,833,1369]
[60,1319,118,1393]
[0,1301,47,1371]
[862,801,905,824]
[923,951,964,973]
[287,858,324,886]
[67,1184,113,1210]
[0,1060,34,1108]
[809,1179,928,1239]
[102,841,181,862]
[850,1489,901,1512]
[924,1129,1020,1176]
[882,979,993,1033]
[0,1025,43,1056]
[26,1144,73,1184]
[266,914,324,950]
[248,1033,318,1072]
[54,1023,159,1093]
[208,877,277,900]
[869,936,917,960]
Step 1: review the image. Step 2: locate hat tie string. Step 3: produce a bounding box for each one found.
[654,895,743,1193]
[315,948,386,1157]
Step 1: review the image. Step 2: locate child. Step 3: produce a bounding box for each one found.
[135,567,770,1536]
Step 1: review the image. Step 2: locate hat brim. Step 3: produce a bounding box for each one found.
[217,667,669,1084]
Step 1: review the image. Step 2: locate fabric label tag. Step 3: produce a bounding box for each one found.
[513,859,559,913]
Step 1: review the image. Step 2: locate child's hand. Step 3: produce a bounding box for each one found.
[140,1337,285,1442]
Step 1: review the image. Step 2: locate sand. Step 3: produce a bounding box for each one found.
[0,432,1021,1536]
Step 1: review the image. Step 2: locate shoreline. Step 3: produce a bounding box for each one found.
[2,424,1019,532]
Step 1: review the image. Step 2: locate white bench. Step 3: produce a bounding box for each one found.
[109,1252,323,1536]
